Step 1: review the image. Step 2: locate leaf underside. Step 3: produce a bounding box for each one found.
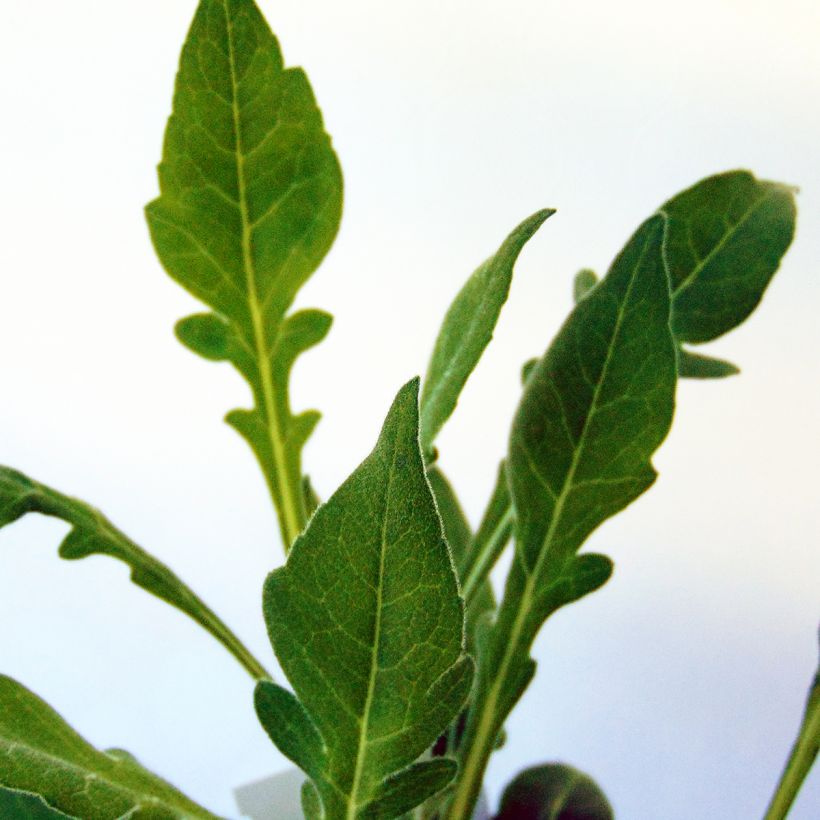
[0,675,217,819]
[255,379,473,819]
[146,0,343,547]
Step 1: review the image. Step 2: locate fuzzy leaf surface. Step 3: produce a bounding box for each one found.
[145,0,342,548]
[660,169,795,343]
[0,788,75,819]
[0,676,218,819]
[420,210,554,455]
[256,380,473,819]
[496,763,613,820]
[447,215,676,820]
[0,468,266,680]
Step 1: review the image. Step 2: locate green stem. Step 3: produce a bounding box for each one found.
[461,506,513,604]
[763,664,820,820]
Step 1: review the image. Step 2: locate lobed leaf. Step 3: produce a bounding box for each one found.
[146,0,343,549]
[496,763,613,820]
[447,215,675,819]
[0,467,267,680]
[420,209,555,456]
[510,215,675,575]
[0,675,218,819]
[255,380,473,819]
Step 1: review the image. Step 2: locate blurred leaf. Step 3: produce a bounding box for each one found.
[449,215,675,819]
[676,347,739,379]
[660,169,796,344]
[496,763,613,820]
[572,269,598,303]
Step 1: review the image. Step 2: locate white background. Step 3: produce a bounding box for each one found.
[1,0,818,817]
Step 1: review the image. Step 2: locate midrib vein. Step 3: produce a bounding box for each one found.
[449,236,654,820]
[347,430,400,819]
[223,1,302,548]
[665,192,768,300]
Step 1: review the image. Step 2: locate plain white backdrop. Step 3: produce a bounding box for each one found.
[1,1,818,817]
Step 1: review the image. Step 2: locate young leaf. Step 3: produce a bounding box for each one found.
[0,675,218,819]
[419,209,555,457]
[0,467,267,680]
[447,215,676,820]
[660,170,796,344]
[255,379,474,819]
[496,763,614,820]
[145,0,343,549]
[0,788,75,819]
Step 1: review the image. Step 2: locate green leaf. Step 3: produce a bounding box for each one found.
[572,269,598,303]
[447,215,675,820]
[0,675,218,819]
[0,467,267,680]
[509,213,674,592]
[660,169,796,344]
[676,347,739,379]
[255,379,473,819]
[496,763,613,820]
[0,788,75,819]
[420,209,555,456]
[145,0,343,549]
